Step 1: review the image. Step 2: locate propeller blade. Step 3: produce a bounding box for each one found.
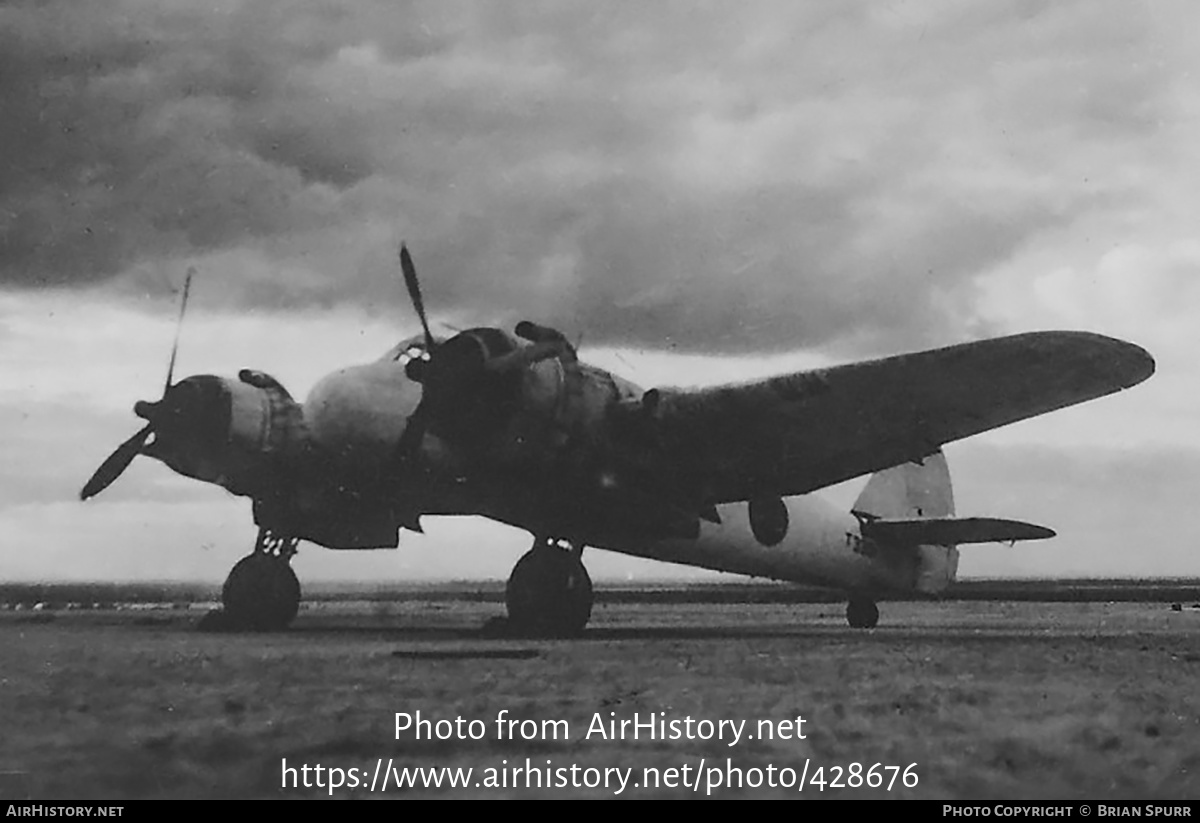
[163,266,196,395]
[399,244,436,352]
[80,424,153,501]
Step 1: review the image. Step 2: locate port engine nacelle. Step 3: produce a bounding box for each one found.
[139,371,304,497]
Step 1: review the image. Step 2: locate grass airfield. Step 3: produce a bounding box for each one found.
[1,583,1199,799]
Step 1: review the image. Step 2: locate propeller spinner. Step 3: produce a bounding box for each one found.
[79,266,196,500]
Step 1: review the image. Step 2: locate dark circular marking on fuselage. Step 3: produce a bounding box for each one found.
[749,497,789,546]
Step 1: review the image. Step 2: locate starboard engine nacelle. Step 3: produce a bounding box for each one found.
[397,323,642,468]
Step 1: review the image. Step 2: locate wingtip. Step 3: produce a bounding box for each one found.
[1117,338,1155,388]
[1079,332,1156,390]
[1030,330,1156,390]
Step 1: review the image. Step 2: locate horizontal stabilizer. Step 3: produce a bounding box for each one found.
[859,516,1055,547]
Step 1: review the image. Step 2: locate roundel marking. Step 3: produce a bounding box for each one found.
[749,497,789,546]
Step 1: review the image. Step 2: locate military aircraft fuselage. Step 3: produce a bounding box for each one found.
[134,322,1154,590]
[136,344,934,599]
[141,329,707,554]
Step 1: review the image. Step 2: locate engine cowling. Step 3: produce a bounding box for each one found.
[139,371,303,496]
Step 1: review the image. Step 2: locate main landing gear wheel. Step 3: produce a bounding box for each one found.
[206,531,301,632]
[846,597,879,629]
[504,539,593,638]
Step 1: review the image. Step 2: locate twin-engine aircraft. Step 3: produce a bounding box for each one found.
[80,247,1155,635]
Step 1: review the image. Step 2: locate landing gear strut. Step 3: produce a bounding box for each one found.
[846,596,879,629]
[201,529,301,631]
[503,537,593,637]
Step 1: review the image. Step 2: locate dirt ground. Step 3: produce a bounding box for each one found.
[1,598,1198,799]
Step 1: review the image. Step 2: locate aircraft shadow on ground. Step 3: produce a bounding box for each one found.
[275,621,1157,645]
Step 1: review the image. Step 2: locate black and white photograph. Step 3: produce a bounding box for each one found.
[1,0,1197,803]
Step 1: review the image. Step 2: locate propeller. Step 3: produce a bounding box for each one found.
[79,424,154,501]
[392,246,574,460]
[80,266,196,501]
[399,245,435,353]
[163,266,195,394]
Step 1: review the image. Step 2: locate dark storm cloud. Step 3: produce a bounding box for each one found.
[0,1,1177,352]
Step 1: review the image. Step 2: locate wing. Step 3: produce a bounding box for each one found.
[652,331,1154,504]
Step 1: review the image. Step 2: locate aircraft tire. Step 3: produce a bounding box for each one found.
[221,553,301,631]
[846,597,879,629]
[505,545,593,637]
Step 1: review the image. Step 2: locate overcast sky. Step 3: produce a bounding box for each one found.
[2,1,1197,583]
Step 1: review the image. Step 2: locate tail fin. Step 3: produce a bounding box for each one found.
[852,450,955,520]
[852,450,959,593]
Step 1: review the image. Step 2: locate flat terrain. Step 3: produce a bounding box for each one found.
[1,595,1199,799]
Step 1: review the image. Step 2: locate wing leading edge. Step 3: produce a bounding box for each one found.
[653,331,1154,504]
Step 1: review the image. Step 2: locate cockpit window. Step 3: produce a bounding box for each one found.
[382,334,434,364]
[395,344,428,364]
[382,329,516,363]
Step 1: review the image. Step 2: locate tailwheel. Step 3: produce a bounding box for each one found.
[846,596,879,629]
[505,538,593,638]
[212,531,301,631]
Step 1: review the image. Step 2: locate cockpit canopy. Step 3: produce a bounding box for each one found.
[378,334,439,365]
